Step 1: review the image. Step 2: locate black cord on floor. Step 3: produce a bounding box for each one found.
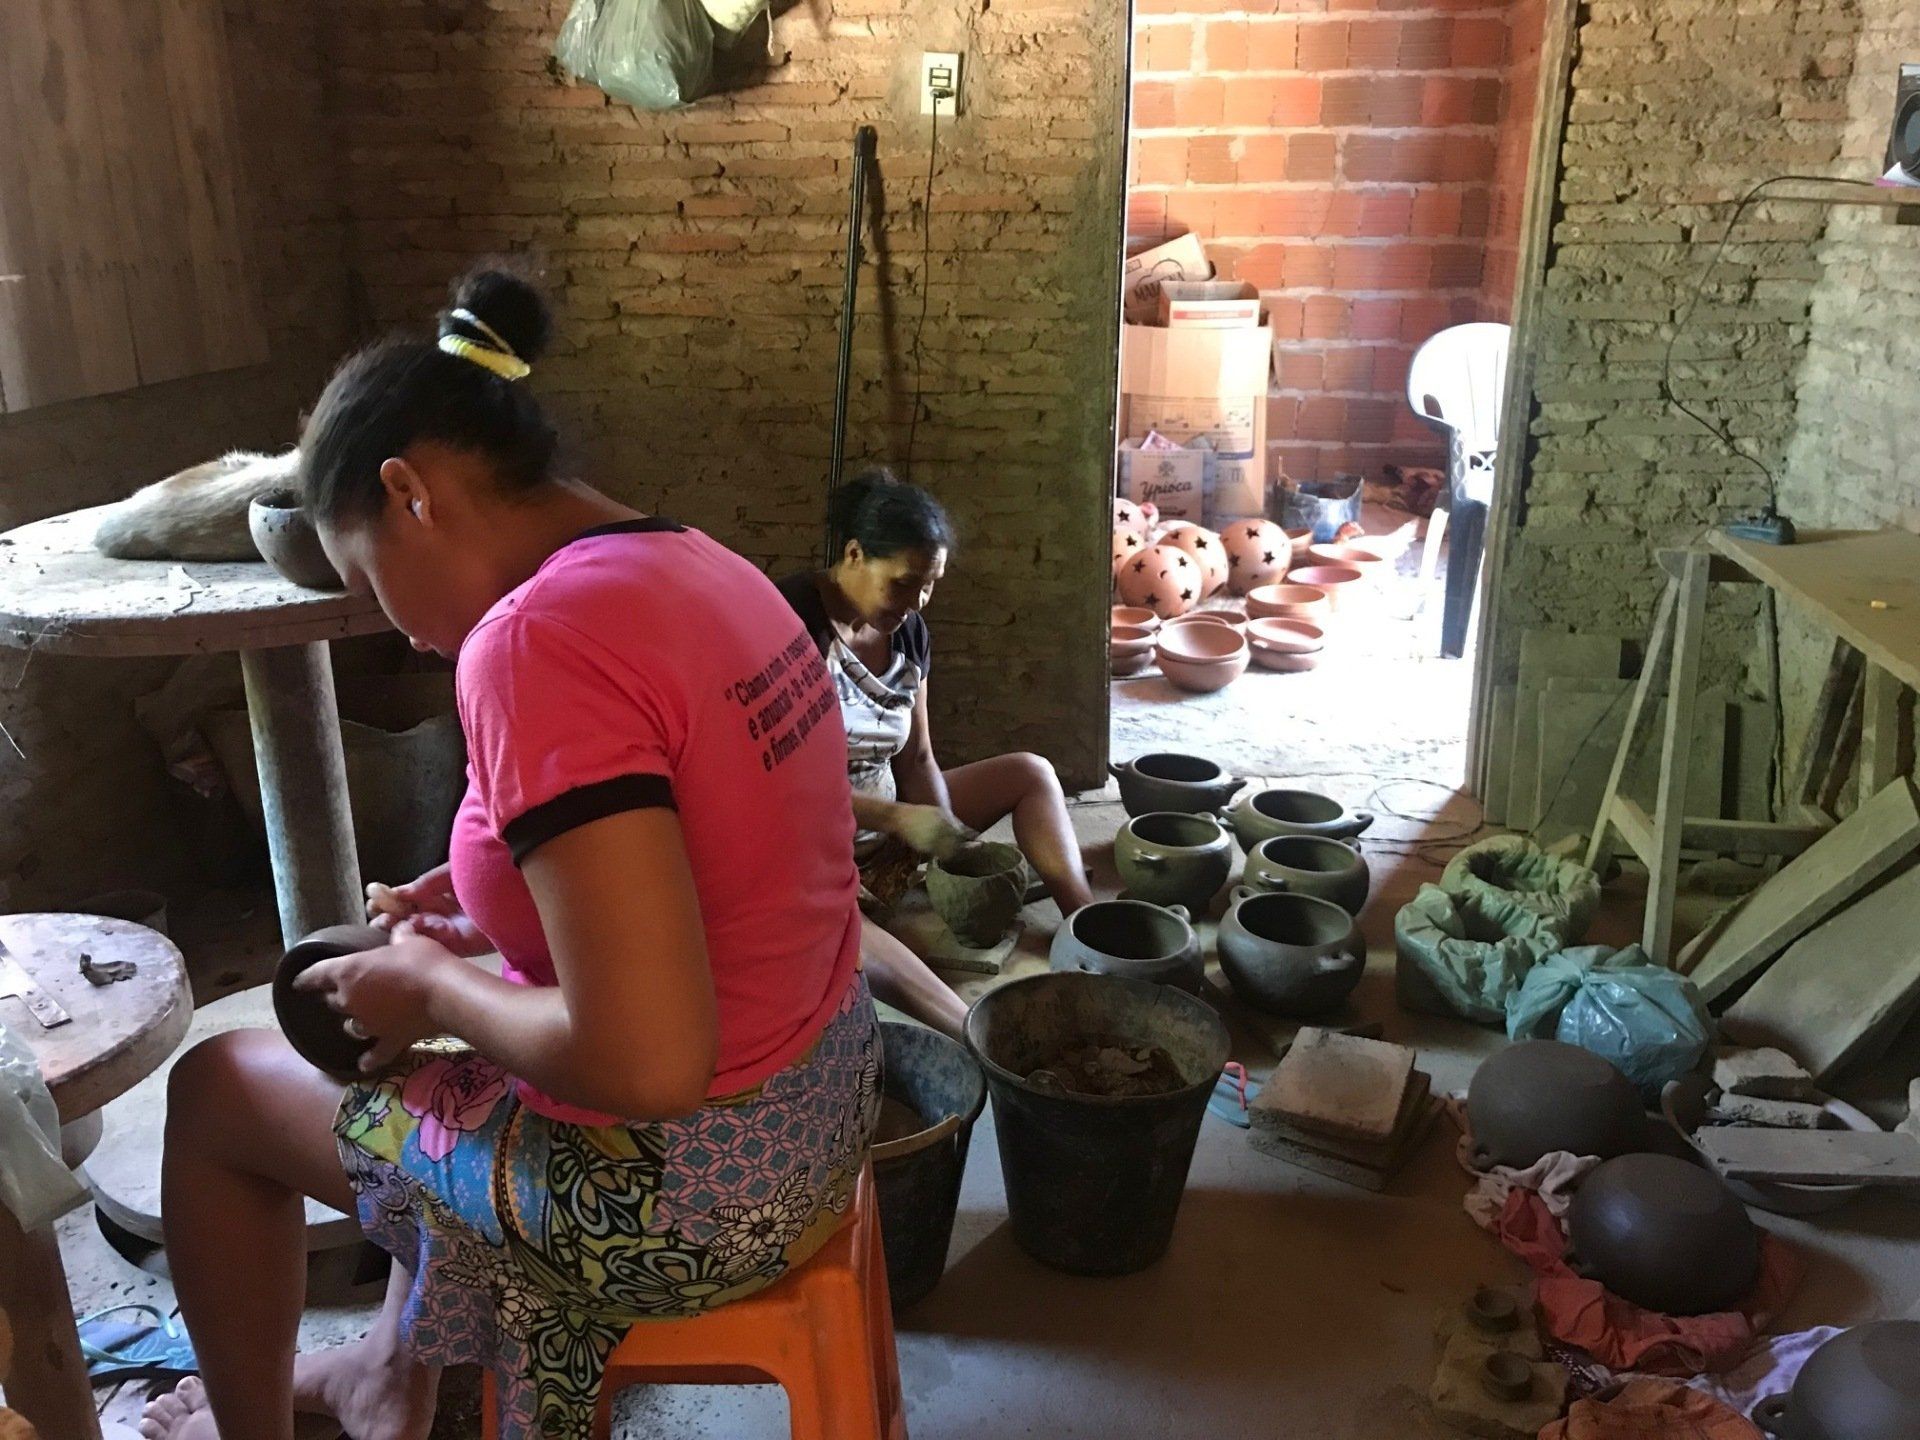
[905,107,940,477]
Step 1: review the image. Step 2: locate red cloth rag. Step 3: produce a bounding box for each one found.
[1493,1189,1802,1375]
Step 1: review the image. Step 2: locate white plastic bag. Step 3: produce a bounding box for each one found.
[554,0,715,111]
[0,1021,87,1231]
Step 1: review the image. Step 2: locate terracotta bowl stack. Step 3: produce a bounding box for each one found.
[1287,563,1366,613]
[1245,617,1324,672]
[1305,541,1390,585]
[1154,618,1250,693]
[1110,610,1160,677]
[1245,583,1331,626]
[1162,610,1248,640]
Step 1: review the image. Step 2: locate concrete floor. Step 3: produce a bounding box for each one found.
[38,510,1920,1437]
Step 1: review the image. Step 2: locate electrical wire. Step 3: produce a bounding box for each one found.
[905,103,941,477]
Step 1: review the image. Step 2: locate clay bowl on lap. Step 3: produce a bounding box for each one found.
[1158,648,1250,692]
[1155,621,1249,665]
[1287,565,1365,611]
[1306,542,1390,583]
[1246,583,1331,624]
[1111,605,1161,634]
[273,923,392,1081]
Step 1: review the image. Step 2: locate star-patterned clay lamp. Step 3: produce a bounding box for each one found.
[1160,523,1230,598]
[1114,543,1201,619]
[1222,519,1292,594]
[1112,526,1146,578]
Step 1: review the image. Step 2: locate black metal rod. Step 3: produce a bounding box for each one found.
[826,125,877,567]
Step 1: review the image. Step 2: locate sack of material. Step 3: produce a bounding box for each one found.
[555,0,715,110]
[1394,882,1568,1025]
[1507,945,1713,1102]
[1443,834,1601,943]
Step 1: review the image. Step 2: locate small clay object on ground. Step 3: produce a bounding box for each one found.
[1712,1046,1822,1103]
[1026,1037,1186,1098]
[1429,1330,1568,1440]
[78,951,138,986]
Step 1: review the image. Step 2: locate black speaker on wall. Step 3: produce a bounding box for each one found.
[1888,64,1920,183]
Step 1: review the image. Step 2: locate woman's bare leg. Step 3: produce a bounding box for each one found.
[140,1030,437,1440]
[945,753,1096,914]
[860,915,967,1038]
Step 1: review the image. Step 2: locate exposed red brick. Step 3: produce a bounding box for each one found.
[1371,75,1426,126]
[1410,188,1464,236]
[1132,81,1177,129]
[1351,298,1404,339]
[1422,77,1479,126]
[1346,399,1396,443]
[1297,397,1348,440]
[1323,346,1377,392]
[1204,21,1249,70]
[1235,134,1294,182]
[1321,77,1374,127]
[1302,295,1349,338]
[1138,22,1195,71]
[1263,189,1337,235]
[1283,244,1336,287]
[1246,18,1301,68]
[1346,19,1402,68]
[1172,76,1226,127]
[1429,244,1485,288]
[1398,17,1454,68]
[1287,133,1338,179]
[1266,295,1306,338]
[1231,244,1289,288]
[1277,350,1324,390]
[1187,135,1238,184]
[1296,21,1349,70]
[1452,17,1507,67]
[1135,136,1188,185]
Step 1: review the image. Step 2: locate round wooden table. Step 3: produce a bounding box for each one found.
[0,915,190,1440]
[0,507,391,945]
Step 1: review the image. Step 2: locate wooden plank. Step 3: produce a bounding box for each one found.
[0,0,140,409]
[1793,640,1864,821]
[1689,779,1920,1003]
[1482,684,1516,826]
[1722,858,1920,1082]
[1861,664,1908,800]
[1585,578,1677,872]
[1697,1128,1920,1187]
[1464,0,1580,796]
[1816,673,1866,819]
[1712,530,1920,695]
[1534,678,1628,843]
[1643,552,1711,963]
[1659,549,1751,585]
[1678,818,1829,858]
[1610,795,1657,863]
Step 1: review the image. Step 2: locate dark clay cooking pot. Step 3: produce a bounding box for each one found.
[273,923,391,1081]
[1216,887,1364,1017]
[1566,1152,1760,1317]
[1115,812,1234,909]
[1754,1321,1920,1440]
[1465,1039,1644,1170]
[1240,834,1370,915]
[1050,899,1203,992]
[1224,787,1374,851]
[1108,753,1245,818]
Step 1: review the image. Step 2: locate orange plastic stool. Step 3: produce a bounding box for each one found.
[483,1166,907,1440]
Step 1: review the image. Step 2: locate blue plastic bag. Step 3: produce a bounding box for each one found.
[1505,944,1713,1102]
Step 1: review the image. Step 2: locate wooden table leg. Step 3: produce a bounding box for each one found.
[1861,663,1908,801]
[1585,576,1680,875]
[1642,551,1710,964]
[240,642,363,949]
[0,1204,102,1440]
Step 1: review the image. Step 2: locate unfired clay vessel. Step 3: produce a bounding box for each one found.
[1115,812,1233,908]
[1225,788,1374,850]
[1112,526,1147,578]
[250,495,343,591]
[1465,1040,1643,1170]
[274,923,391,1080]
[1754,1322,1920,1440]
[1220,519,1293,594]
[1286,564,1365,611]
[1241,834,1370,914]
[1109,753,1244,817]
[1049,898,1203,991]
[926,841,1027,947]
[1246,583,1332,624]
[1566,1153,1760,1316]
[1114,497,1152,540]
[1216,887,1364,1017]
[1160,524,1230,598]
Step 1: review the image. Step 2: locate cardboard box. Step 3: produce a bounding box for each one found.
[1119,439,1209,523]
[1159,280,1262,329]
[1120,322,1272,521]
[1122,232,1211,326]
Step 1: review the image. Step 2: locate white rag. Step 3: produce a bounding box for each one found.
[1447,1091,1601,1231]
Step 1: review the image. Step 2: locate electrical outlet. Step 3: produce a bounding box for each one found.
[921,52,961,117]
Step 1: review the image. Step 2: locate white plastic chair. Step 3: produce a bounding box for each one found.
[1406,322,1510,657]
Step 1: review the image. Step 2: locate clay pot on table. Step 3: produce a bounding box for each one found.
[1217,887,1365,1017]
[1246,583,1332,625]
[249,494,344,591]
[1306,542,1390,584]
[1115,812,1234,909]
[1050,898,1204,991]
[274,923,393,1080]
[1241,834,1370,915]
[926,841,1027,947]
[1753,1322,1920,1440]
[1465,1039,1645,1171]
[1109,753,1244,817]
[1286,564,1366,613]
[1225,787,1374,851]
[1566,1152,1760,1316]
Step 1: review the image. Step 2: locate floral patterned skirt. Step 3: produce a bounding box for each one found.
[333,977,880,1440]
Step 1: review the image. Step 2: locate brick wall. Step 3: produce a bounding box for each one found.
[1126,0,1523,482]
[1779,5,1920,766]
[322,0,1125,786]
[1479,0,1545,322]
[1485,0,1859,708]
[0,2,351,907]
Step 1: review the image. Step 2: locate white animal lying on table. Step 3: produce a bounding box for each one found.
[91,449,300,562]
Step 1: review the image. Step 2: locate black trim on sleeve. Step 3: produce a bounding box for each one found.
[775,572,835,660]
[898,612,932,676]
[574,516,688,541]
[502,773,677,865]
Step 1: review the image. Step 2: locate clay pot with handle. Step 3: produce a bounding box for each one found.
[1115,812,1234,909]
[1753,1322,1920,1440]
[1216,887,1365,1017]
[1108,752,1245,818]
[1049,899,1204,991]
[1224,787,1374,851]
[1240,834,1370,915]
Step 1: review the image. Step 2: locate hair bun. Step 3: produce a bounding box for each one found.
[441,266,554,363]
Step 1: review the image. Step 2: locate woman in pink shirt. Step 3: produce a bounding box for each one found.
[144,270,879,1440]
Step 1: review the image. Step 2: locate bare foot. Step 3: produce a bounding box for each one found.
[140,1377,218,1440]
[293,1336,438,1440]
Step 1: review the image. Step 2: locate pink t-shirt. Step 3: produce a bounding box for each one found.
[450,519,862,1124]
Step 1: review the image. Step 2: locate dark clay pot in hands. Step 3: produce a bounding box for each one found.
[1566,1152,1761,1317]
[1465,1039,1644,1170]
[273,923,391,1081]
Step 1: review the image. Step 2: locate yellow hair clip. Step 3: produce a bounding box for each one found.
[437,334,531,381]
